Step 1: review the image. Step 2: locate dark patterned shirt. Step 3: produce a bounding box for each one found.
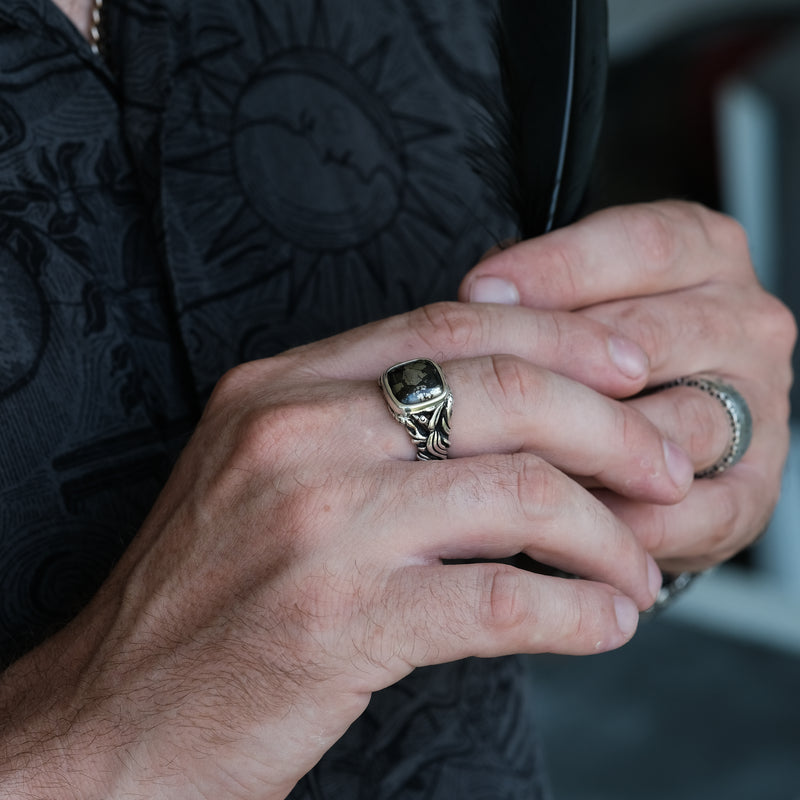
[0,1,603,796]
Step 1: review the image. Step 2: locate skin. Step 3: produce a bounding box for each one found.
[54,0,93,37]
[462,201,795,572]
[0,299,671,798]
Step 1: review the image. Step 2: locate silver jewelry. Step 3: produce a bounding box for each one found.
[641,570,703,618]
[90,0,105,57]
[380,359,453,461]
[661,376,753,478]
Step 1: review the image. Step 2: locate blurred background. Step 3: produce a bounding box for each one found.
[529,1,800,797]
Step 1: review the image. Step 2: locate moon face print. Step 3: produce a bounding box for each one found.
[232,49,404,250]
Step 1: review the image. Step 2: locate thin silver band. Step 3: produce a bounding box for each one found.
[398,393,453,461]
[660,376,753,478]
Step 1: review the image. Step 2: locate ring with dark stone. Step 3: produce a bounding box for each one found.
[380,358,453,461]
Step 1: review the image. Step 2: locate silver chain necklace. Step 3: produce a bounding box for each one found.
[89,0,105,56]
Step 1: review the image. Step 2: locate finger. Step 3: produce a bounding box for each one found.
[287,301,651,397]
[595,426,787,570]
[459,201,754,311]
[380,564,640,666]
[343,352,692,503]
[627,375,787,483]
[440,356,693,502]
[578,283,796,387]
[625,386,740,477]
[370,453,662,611]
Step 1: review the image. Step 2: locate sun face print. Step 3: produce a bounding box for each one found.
[149,0,504,389]
[160,1,470,296]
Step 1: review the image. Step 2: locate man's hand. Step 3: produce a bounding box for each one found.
[461,200,797,572]
[0,299,682,799]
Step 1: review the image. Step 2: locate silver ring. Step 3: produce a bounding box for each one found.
[380,358,453,461]
[661,376,753,478]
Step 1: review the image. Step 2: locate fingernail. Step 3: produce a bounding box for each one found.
[469,276,520,305]
[614,596,639,637]
[608,335,649,380]
[647,555,664,600]
[663,440,694,489]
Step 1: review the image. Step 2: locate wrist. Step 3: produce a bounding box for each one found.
[0,624,123,799]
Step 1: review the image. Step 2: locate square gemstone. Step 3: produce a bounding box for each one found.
[387,359,445,407]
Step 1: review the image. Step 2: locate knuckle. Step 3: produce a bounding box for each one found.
[719,215,750,255]
[485,354,540,412]
[622,204,681,271]
[513,453,563,522]
[707,476,780,564]
[235,402,315,467]
[429,459,494,515]
[607,406,664,494]
[640,508,671,555]
[412,301,480,354]
[206,362,255,411]
[759,294,798,358]
[481,565,528,633]
[704,484,741,557]
[665,199,732,240]
[560,590,593,644]
[224,393,344,488]
[541,239,583,300]
[614,303,671,369]
[694,206,759,279]
[700,205,750,255]
[612,402,640,450]
[205,357,295,419]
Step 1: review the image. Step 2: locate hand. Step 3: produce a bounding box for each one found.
[0,301,682,799]
[460,200,797,572]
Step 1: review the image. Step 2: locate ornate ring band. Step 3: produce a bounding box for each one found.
[660,376,753,478]
[380,358,453,461]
